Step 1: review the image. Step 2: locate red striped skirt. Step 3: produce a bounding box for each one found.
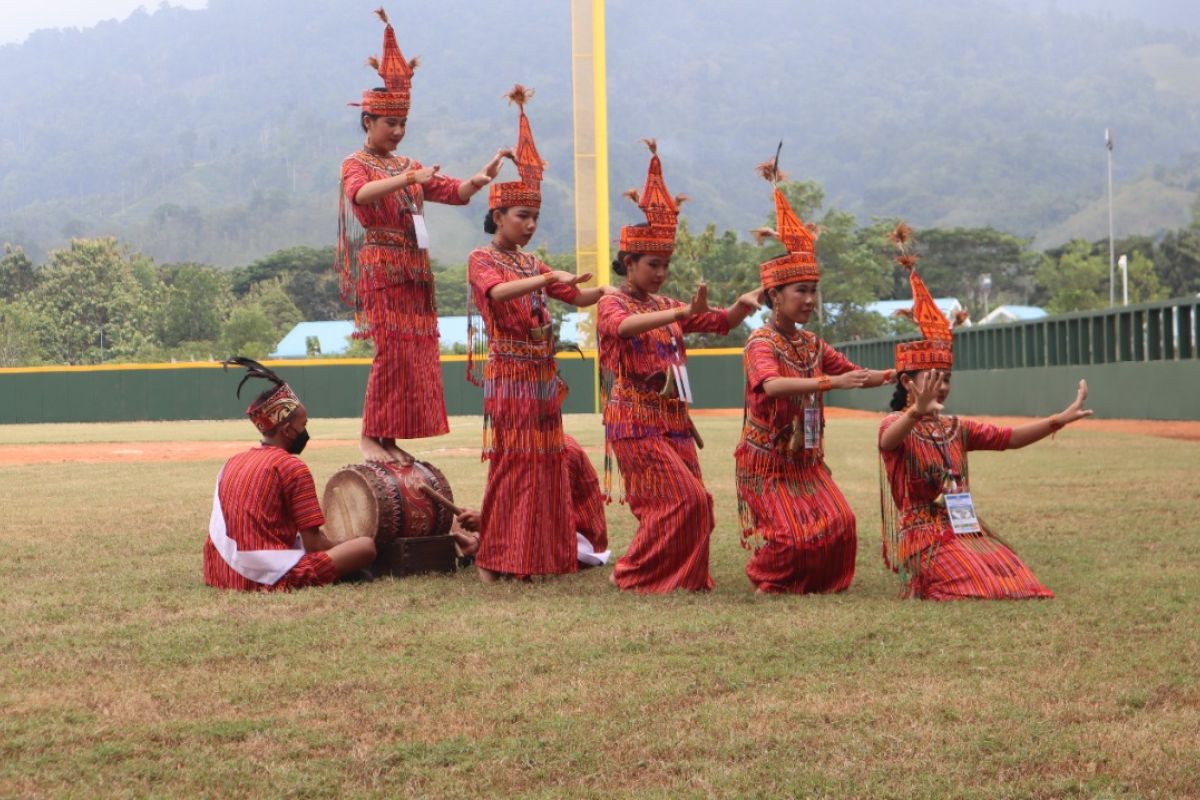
[475,446,577,576]
[904,528,1054,600]
[611,434,714,593]
[737,462,857,594]
[564,435,608,553]
[359,278,448,440]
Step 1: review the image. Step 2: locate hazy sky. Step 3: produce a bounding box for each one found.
[0,1,208,45]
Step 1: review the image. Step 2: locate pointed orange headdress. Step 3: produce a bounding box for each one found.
[618,139,684,255]
[891,222,954,372]
[753,145,819,288]
[489,85,545,210]
[354,8,418,118]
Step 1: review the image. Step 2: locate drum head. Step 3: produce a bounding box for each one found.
[323,466,395,545]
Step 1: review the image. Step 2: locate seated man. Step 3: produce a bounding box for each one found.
[204,358,376,591]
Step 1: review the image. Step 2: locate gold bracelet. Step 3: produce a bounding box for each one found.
[817,376,833,393]
[402,170,415,186]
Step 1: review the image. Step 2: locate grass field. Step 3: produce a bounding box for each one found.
[1,413,1198,799]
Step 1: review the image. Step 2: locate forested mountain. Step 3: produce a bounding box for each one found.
[1,0,1198,267]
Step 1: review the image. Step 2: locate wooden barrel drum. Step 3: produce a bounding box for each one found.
[323,460,457,576]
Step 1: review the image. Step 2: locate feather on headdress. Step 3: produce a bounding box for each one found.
[223,356,302,434]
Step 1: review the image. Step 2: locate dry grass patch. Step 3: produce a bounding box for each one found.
[1,413,1197,798]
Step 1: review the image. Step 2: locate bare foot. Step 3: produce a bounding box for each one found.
[360,435,391,463]
[477,565,500,584]
[609,571,619,588]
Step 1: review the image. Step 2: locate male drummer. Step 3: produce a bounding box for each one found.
[204,358,377,591]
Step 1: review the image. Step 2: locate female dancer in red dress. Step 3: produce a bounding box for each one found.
[878,224,1091,599]
[465,86,612,581]
[336,8,510,463]
[598,141,763,593]
[736,155,895,594]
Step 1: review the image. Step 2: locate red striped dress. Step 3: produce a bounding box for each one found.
[736,326,862,593]
[597,290,730,593]
[564,434,608,554]
[468,247,580,576]
[202,446,336,592]
[339,150,467,440]
[878,413,1055,600]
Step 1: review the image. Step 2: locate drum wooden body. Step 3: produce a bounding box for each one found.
[322,461,458,577]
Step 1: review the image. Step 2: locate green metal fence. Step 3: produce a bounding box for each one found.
[2,299,1198,424]
[833,297,1200,371]
[826,296,1200,420]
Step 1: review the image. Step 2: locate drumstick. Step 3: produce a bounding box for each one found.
[420,484,464,515]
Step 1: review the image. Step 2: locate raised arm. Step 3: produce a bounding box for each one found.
[456,148,515,202]
[616,283,708,339]
[353,162,442,205]
[879,370,946,451]
[490,270,592,304]
[1008,379,1092,448]
[724,287,765,329]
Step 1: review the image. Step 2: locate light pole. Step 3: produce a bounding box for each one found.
[980,273,993,317]
[1106,128,1115,307]
[1118,254,1128,306]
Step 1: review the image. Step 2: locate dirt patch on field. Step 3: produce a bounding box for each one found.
[0,439,359,466]
[0,412,1195,466]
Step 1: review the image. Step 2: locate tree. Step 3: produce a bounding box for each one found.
[0,245,39,301]
[1156,224,1200,298]
[29,238,157,364]
[0,300,43,366]
[219,305,277,361]
[1036,240,1108,313]
[666,220,762,348]
[245,278,303,334]
[904,228,1042,317]
[433,262,470,317]
[158,264,229,346]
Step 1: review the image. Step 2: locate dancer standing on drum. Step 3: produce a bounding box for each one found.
[466,86,613,582]
[598,140,763,593]
[878,224,1090,600]
[735,152,895,595]
[204,358,377,592]
[336,8,511,464]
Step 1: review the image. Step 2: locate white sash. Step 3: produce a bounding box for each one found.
[576,532,611,567]
[208,471,304,586]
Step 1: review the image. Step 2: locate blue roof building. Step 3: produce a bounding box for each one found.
[271,313,588,358]
[979,305,1048,325]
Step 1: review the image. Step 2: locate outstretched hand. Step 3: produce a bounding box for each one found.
[1057,379,1093,426]
[548,270,593,286]
[902,369,946,415]
[736,287,766,312]
[832,369,873,391]
[685,283,711,318]
[411,164,441,185]
[471,148,515,188]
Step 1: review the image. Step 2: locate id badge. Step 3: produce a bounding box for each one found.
[411,214,430,250]
[675,364,694,405]
[803,407,820,449]
[944,492,982,534]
